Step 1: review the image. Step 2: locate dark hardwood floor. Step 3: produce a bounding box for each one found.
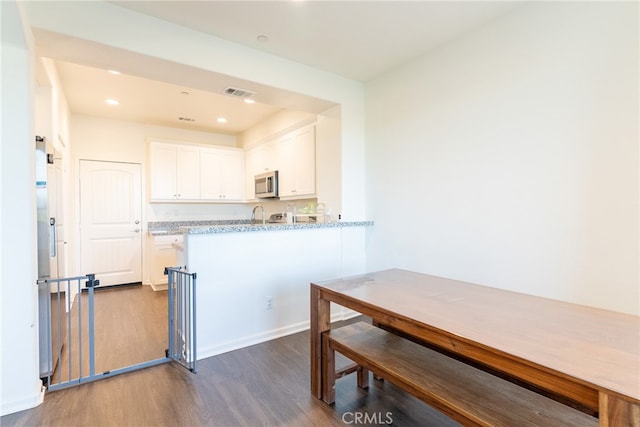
[2,285,457,427]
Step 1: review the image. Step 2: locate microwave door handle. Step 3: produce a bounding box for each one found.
[267,177,272,193]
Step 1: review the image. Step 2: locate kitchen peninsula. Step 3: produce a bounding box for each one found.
[150,219,372,360]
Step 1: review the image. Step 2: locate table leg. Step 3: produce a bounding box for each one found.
[599,392,640,426]
[310,285,330,399]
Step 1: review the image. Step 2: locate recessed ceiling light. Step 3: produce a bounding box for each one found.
[105,99,120,106]
[256,35,269,43]
[217,117,228,123]
[244,99,256,104]
[180,91,190,95]
[108,70,121,75]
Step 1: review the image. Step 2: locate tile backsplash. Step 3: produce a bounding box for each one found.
[146,198,319,222]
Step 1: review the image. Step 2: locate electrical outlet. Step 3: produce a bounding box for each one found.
[266,296,273,310]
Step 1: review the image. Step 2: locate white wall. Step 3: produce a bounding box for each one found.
[185,226,367,358]
[237,109,316,149]
[72,114,237,161]
[0,1,44,415]
[366,2,639,315]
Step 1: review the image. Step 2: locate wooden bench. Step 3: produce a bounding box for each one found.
[322,322,598,427]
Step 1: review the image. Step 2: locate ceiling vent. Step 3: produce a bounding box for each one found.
[224,87,255,98]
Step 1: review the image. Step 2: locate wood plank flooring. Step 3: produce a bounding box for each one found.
[51,284,168,385]
[2,285,457,427]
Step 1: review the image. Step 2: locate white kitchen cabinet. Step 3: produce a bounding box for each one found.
[149,234,184,291]
[149,142,200,201]
[278,125,316,198]
[200,147,245,201]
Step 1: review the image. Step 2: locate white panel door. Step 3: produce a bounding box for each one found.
[80,160,142,286]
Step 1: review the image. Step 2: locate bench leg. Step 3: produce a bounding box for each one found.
[357,366,369,389]
[322,333,336,404]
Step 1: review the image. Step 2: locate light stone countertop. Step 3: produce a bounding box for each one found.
[148,220,373,235]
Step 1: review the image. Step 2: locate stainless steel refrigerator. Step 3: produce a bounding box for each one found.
[36,135,64,379]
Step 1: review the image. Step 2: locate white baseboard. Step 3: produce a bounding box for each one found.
[198,320,310,359]
[0,382,45,417]
[150,282,168,292]
[197,309,362,360]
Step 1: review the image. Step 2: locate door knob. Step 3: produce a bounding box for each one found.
[135,220,140,224]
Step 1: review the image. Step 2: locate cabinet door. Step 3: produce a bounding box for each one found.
[150,235,183,286]
[277,135,296,197]
[175,146,200,200]
[150,143,178,200]
[221,150,245,201]
[200,148,224,199]
[245,141,277,199]
[201,148,244,201]
[292,126,316,197]
[251,140,278,174]
[245,148,258,199]
[278,125,316,198]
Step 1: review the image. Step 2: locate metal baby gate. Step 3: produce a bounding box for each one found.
[165,267,197,373]
[37,268,196,391]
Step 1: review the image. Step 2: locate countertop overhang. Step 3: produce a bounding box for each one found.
[181,221,373,234]
[149,220,373,235]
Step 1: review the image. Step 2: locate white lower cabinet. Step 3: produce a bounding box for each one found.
[149,234,184,291]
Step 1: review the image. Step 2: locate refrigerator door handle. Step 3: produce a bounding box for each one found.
[49,217,56,258]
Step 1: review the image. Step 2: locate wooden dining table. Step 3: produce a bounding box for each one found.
[310,269,640,426]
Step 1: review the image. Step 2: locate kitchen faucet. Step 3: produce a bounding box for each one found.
[251,205,265,225]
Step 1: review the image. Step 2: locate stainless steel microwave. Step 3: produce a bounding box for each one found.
[255,171,278,198]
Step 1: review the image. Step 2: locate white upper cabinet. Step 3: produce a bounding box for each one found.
[276,135,295,196]
[245,140,278,199]
[245,124,316,200]
[278,125,316,198]
[200,148,245,201]
[149,141,244,202]
[149,124,313,203]
[150,142,200,201]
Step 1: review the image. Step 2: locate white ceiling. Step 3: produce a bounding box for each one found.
[53,60,285,135]
[111,1,523,82]
[33,1,524,135]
